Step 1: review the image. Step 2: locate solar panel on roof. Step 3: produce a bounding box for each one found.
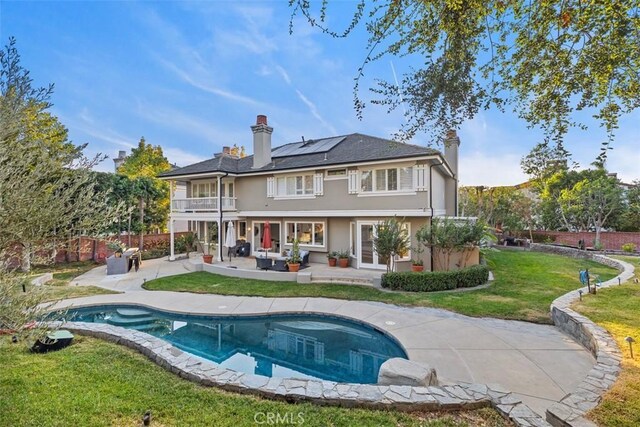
[271,143,303,157]
[271,136,345,158]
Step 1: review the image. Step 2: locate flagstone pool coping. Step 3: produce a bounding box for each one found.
[48,251,634,427]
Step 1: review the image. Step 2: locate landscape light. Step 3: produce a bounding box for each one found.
[625,336,635,359]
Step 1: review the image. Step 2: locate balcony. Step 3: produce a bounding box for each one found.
[172,197,236,212]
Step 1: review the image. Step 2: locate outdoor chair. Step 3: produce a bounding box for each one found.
[256,256,273,270]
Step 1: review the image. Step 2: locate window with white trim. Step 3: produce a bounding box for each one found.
[285,222,325,247]
[276,175,314,197]
[192,182,215,197]
[360,167,413,193]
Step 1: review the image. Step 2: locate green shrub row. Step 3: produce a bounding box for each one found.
[381,264,490,292]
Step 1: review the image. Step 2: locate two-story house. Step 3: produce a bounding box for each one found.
[159,115,460,270]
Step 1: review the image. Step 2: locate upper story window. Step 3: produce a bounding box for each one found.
[268,173,323,199]
[326,168,347,179]
[360,167,413,193]
[192,182,214,198]
[277,175,313,196]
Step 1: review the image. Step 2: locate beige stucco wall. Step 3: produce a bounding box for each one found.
[236,174,431,212]
[432,247,480,271]
[431,171,446,212]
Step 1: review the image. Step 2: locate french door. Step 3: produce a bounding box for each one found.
[357,222,387,270]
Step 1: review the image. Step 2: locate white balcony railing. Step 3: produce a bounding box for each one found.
[172,197,236,212]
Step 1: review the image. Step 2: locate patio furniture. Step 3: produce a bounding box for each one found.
[31,330,74,353]
[236,242,251,257]
[256,256,273,270]
[272,257,289,272]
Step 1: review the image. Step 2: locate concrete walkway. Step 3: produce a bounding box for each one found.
[63,256,595,416]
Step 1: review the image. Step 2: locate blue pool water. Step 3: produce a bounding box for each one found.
[63,305,407,384]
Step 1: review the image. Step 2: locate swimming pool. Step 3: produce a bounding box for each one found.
[63,305,407,384]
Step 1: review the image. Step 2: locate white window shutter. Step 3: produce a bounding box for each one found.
[414,165,427,191]
[314,173,324,196]
[348,170,358,194]
[267,176,275,198]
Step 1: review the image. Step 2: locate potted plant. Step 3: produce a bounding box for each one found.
[107,241,126,258]
[411,259,424,272]
[337,250,350,268]
[202,223,219,264]
[411,245,425,272]
[327,251,337,267]
[287,239,302,272]
[202,241,216,264]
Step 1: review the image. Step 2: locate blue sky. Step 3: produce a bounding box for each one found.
[2,1,638,186]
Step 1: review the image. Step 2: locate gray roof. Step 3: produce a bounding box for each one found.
[159,133,440,178]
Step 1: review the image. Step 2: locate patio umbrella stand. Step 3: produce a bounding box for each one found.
[262,221,272,258]
[224,221,237,268]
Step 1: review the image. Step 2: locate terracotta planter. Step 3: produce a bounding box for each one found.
[203,254,214,264]
[411,264,424,272]
[288,263,300,272]
[328,258,337,267]
[338,258,349,268]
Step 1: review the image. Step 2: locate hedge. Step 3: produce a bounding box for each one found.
[381,264,490,292]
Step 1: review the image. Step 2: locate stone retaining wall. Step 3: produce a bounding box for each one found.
[545,255,635,427]
[63,321,550,426]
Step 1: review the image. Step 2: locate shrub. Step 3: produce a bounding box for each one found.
[141,249,168,260]
[381,265,489,292]
[530,232,555,243]
[622,242,637,253]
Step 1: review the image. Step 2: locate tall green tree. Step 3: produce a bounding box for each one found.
[618,181,640,231]
[0,37,119,271]
[117,138,171,248]
[459,186,536,237]
[558,174,624,245]
[290,1,640,159]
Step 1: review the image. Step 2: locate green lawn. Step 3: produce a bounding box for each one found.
[0,336,508,427]
[574,255,640,427]
[144,250,618,323]
[27,261,117,302]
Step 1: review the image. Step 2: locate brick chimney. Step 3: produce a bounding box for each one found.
[443,130,461,216]
[251,115,273,169]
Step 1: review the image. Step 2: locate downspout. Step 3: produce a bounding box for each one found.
[218,172,229,262]
[429,159,445,272]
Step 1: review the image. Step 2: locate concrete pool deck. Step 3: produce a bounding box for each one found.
[61,253,634,424]
[53,289,593,417]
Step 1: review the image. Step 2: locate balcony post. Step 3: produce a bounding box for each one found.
[169,180,175,261]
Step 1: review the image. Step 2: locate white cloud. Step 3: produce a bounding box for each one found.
[295,89,337,135]
[163,147,207,168]
[606,144,640,183]
[275,64,292,85]
[138,7,263,107]
[459,151,528,187]
[134,103,248,154]
[154,54,262,107]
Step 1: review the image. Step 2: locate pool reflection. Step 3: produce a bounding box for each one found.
[67,306,406,384]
